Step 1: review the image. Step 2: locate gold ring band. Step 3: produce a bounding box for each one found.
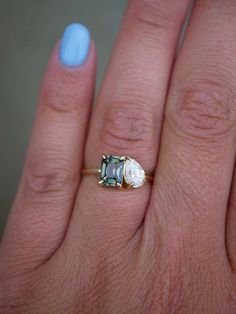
[82,168,101,175]
[82,155,153,189]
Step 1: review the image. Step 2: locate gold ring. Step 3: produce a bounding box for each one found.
[82,155,153,189]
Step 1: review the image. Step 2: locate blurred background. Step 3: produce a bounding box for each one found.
[0,0,126,236]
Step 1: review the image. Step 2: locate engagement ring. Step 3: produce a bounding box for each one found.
[82,155,153,189]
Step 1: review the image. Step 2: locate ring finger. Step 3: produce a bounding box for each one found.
[66,0,190,247]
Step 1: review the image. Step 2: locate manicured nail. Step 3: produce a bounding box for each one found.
[59,23,91,67]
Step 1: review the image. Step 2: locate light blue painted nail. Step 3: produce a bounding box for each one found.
[59,23,91,67]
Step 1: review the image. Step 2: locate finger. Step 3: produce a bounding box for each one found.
[0,24,96,271]
[145,0,236,266]
[66,0,190,248]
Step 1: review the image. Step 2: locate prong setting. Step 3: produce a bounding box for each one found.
[123,158,145,188]
[99,155,125,188]
[98,155,146,189]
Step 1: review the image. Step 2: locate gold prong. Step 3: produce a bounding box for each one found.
[117,182,122,188]
[120,156,126,161]
[126,156,132,161]
[98,178,105,185]
[102,155,106,160]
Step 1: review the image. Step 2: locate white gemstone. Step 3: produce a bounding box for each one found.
[124,159,145,188]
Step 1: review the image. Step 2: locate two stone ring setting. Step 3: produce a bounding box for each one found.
[82,155,153,189]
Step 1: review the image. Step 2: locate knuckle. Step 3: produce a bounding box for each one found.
[205,0,236,16]
[129,0,185,31]
[25,159,76,194]
[100,101,155,154]
[41,73,83,114]
[167,80,235,143]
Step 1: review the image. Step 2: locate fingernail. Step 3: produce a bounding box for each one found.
[59,23,91,67]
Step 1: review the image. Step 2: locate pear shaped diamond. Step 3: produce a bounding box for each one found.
[124,158,145,188]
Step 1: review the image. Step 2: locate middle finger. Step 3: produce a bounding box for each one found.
[146,0,236,270]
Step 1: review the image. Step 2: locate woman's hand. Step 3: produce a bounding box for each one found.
[1,1,236,313]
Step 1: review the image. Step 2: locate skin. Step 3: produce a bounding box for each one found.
[1,0,236,312]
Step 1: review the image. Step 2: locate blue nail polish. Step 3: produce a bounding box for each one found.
[59,23,91,67]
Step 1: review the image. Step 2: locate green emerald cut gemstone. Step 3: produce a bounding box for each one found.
[100,155,125,187]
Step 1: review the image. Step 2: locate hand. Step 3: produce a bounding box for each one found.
[1,1,236,313]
